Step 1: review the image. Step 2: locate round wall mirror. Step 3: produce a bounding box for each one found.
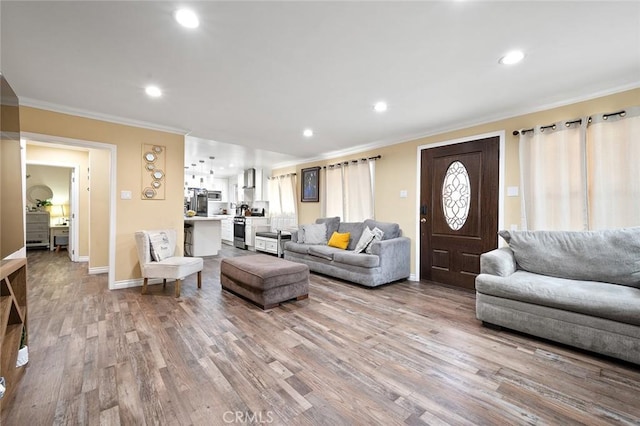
[27,185,54,204]
[152,146,163,153]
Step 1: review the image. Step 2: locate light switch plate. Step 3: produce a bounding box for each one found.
[121,190,132,200]
[400,190,408,198]
[507,186,519,197]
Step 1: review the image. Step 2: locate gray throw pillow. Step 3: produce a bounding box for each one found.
[499,227,640,287]
[354,227,375,253]
[365,227,384,254]
[303,223,328,245]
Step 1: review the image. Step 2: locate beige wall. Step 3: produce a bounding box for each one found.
[20,106,185,282]
[274,88,640,275]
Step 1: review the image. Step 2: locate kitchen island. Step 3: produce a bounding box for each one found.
[184,216,228,256]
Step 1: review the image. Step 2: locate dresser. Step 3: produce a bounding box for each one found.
[25,211,50,248]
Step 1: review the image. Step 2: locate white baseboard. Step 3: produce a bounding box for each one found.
[88,266,109,275]
[78,256,89,262]
[409,273,417,282]
[113,277,164,290]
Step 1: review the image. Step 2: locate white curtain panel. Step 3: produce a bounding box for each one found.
[280,174,298,216]
[324,166,344,219]
[344,160,374,222]
[587,107,640,229]
[519,121,587,231]
[267,177,282,216]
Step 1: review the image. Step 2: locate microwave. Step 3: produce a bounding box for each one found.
[207,191,222,201]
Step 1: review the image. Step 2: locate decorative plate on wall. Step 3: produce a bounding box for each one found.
[27,184,54,204]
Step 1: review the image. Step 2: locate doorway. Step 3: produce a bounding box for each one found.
[22,132,116,289]
[419,135,501,290]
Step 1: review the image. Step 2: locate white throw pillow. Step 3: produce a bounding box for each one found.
[365,227,384,254]
[148,231,173,261]
[297,226,306,243]
[354,227,375,253]
[302,223,327,245]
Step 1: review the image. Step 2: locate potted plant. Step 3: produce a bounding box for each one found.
[36,198,52,212]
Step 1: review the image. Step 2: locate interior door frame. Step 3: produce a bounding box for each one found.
[415,130,506,282]
[22,132,117,290]
[25,160,79,262]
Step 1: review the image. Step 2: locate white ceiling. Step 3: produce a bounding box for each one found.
[2,1,639,178]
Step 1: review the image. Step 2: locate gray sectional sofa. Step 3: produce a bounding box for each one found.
[475,227,640,365]
[283,217,411,287]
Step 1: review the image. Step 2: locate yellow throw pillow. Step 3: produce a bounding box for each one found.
[327,231,350,250]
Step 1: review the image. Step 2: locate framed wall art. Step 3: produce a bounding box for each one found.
[301,166,320,202]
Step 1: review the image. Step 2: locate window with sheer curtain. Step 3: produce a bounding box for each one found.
[321,159,376,221]
[267,174,298,230]
[519,107,640,231]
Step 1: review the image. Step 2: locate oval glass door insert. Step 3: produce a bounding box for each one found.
[442,161,470,231]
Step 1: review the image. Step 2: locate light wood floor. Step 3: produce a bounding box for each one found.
[2,247,639,425]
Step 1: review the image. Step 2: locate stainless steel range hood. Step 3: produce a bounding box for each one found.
[242,168,255,189]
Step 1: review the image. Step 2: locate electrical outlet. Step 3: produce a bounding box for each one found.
[121,190,132,200]
[400,190,408,198]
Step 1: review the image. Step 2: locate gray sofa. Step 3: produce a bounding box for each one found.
[283,217,411,287]
[476,227,640,365]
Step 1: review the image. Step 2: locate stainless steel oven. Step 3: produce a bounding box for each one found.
[233,216,247,249]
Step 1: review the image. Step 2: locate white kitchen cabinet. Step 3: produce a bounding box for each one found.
[221,217,233,244]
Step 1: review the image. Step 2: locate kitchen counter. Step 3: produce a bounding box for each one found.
[184,217,222,256]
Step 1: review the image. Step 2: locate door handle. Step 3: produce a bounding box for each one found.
[420,218,427,223]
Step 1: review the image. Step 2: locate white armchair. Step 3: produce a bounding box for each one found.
[135,229,203,297]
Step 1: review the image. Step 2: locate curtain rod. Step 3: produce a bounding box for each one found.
[512,110,626,135]
[323,155,381,169]
[267,172,296,180]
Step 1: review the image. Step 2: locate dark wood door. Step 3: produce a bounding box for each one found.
[420,136,499,289]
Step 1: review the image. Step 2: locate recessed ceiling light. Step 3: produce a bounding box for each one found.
[303,129,314,138]
[175,9,199,29]
[374,101,388,113]
[145,85,162,98]
[499,50,525,65]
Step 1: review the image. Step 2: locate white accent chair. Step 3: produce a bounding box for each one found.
[135,229,203,297]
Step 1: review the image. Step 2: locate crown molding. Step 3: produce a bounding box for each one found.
[19,97,189,136]
[272,82,640,170]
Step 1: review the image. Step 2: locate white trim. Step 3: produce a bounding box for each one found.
[273,83,640,171]
[408,274,417,282]
[78,256,89,263]
[88,266,109,275]
[20,97,188,136]
[113,278,164,290]
[415,131,505,282]
[22,131,117,290]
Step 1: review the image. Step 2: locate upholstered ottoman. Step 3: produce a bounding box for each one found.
[220,255,309,309]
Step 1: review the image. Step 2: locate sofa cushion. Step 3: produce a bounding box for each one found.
[338,222,365,250]
[316,217,340,241]
[328,232,350,249]
[499,228,640,287]
[476,270,640,326]
[333,251,380,268]
[284,241,311,255]
[363,219,400,240]
[308,245,340,261]
[302,223,327,244]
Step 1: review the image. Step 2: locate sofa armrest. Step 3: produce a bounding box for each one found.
[370,237,411,278]
[480,247,516,276]
[289,230,298,242]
